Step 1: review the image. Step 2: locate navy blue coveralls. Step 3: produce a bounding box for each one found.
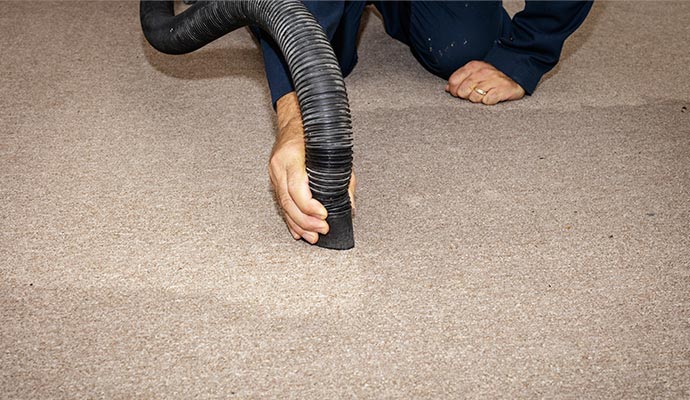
[253,1,594,107]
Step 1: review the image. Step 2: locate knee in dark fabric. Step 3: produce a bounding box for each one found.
[406,1,504,79]
[411,39,481,79]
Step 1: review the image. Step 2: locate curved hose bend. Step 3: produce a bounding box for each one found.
[141,0,354,249]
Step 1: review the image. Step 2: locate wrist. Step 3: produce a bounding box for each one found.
[276,91,302,132]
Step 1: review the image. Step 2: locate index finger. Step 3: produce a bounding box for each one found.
[447,67,471,96]
[286,165,328,219]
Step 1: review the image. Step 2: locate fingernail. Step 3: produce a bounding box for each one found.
[317,224,329,235]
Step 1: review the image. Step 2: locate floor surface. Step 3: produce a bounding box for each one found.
[1,1,689,398]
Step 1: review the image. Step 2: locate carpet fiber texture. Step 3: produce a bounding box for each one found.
[1,1,689,398]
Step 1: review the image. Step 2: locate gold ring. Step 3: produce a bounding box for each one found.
[474,87,488,96]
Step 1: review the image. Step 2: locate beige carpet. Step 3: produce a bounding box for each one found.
[1,1,689,398]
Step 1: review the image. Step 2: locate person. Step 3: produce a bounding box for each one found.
[253,1,593,244]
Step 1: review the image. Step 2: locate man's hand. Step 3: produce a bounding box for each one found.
[445,60,525,105]
[269,92,356,244]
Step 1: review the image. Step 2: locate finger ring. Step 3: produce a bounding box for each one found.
[474,87,488,96]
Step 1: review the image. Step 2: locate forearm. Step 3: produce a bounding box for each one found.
[484,0,594,94]
[276,91,302,137]
[254,1,346,109]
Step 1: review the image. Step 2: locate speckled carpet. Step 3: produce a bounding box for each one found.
[1,1,689,398]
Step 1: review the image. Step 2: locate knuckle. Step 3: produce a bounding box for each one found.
[268,160,279,174]
[268,156,282,172]
[289,223,304,237]
[448,75,461,86]
[278,194,292,211]
[286,179,301,197]
[305,220,321,232]
[475,69,490,79]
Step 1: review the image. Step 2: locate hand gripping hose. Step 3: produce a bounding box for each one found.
[141,0,354,249]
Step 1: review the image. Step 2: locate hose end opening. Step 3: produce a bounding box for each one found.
[316,210,354,250]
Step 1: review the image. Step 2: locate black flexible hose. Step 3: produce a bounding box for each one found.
[141,0,354,250]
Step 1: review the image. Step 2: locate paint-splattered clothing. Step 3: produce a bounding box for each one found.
[253,1,594,107]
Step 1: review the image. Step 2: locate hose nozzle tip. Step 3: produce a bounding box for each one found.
[316,209,354,250]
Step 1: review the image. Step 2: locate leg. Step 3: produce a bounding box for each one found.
[375,1,508,79]
[331,1,369,78]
